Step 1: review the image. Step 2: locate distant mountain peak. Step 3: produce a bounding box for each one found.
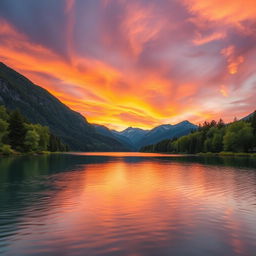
[122,126,147,132]
[175,120,195,126]
[111,120,197,150]
[179,120,190,124]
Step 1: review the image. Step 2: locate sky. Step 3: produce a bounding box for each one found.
[0,0,255,131]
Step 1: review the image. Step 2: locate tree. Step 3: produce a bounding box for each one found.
[8,110,27,151]
[217,119,225,129]
[34,125,50,151]
[204,137,212,152]
[212,131,224,152]
[0,105,9,120]
[48,133,67,152]
[0,106,68,153]
[24,130,40,152]
[204,127,225,152]
[26,124,50,151]
[249,111,256,148]
[0,119,8,145]
[249,111,256,135]
[1,144,13,155]
[223,121,254,152]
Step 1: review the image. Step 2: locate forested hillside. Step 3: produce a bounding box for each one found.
[0,106,67,154]
[141,112,256,154]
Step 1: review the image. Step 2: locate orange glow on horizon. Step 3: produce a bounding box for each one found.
[0,0,255,130]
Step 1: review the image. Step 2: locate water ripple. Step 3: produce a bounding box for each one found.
[0,153,256,256]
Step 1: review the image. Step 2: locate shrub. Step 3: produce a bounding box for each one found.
[0,144,14,155]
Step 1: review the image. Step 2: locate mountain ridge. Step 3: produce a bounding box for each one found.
[0,62,129,151]
[96,120,198,150]
[0,62,203,152]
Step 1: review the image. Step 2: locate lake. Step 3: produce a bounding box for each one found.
[0,153,256,256]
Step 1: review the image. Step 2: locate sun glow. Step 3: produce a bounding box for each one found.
[0,0,255,129]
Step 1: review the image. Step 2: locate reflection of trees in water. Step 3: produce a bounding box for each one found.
[0,154,114,184]
[121,155,256,169]
[0,154,90,245]
[186,156,256,169]
[0,154,115,214]
[0,154,255,225]
[0,153,255,253]
[0,154,255,186]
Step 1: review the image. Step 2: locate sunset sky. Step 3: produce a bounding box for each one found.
[0,0,255,130]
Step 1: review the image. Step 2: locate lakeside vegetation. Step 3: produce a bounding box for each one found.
[0,106,68,155]
[140,111,256,156]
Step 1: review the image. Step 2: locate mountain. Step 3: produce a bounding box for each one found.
[0,62,129,151]
[241,111,256,121]
[111,121,197,150]
[112,127,149,145]
[138,121,197,148]
[93,124,135,151]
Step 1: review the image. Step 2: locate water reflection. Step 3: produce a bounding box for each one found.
[0,153,256,256]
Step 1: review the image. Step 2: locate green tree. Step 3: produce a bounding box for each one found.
[26,124,50,151]
[204,137,212,152]
[8,110,27,151]
[223,121,254,152]
[0,105,9,120]
[34,125,50,151]
[48,134,67,152]
[217,119,225,129]
[212,130,224,152]
[0,144,13,155]
[249,111,256,135]
[0,119,8,145]
[24,130,40,152]
[204,127,225,152]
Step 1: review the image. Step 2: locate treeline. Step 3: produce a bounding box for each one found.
[140,112,256,154]
[0,105,68,155]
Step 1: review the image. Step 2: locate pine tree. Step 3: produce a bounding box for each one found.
[217,119,225,128]
[0,119,8,146]
[8,110,27,151]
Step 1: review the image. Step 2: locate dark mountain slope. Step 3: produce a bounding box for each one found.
[93,124,135,151]
[113,127,149,146]
[112,121,197,150]
[0,62,128,151]
[137,121,197,148]
[241,111,256,121]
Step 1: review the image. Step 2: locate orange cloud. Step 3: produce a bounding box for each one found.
[183,0,256,26]
[192,31,226,45]
[0,19,172,129]
[0,0,254,132]
[221,45,244,74]
[220,85,228,97]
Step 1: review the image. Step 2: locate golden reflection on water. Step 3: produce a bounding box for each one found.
[50,156,255,254]
[0,153,256,255]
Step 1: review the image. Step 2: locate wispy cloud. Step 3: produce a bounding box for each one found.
[0,0,255,130]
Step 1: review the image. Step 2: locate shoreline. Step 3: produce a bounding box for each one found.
[1,151,256,158]
[140,151,256,157]
[0,151,65,157]
[197,152,256,157]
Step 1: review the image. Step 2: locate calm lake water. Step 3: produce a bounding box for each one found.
[0,153,256,256]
